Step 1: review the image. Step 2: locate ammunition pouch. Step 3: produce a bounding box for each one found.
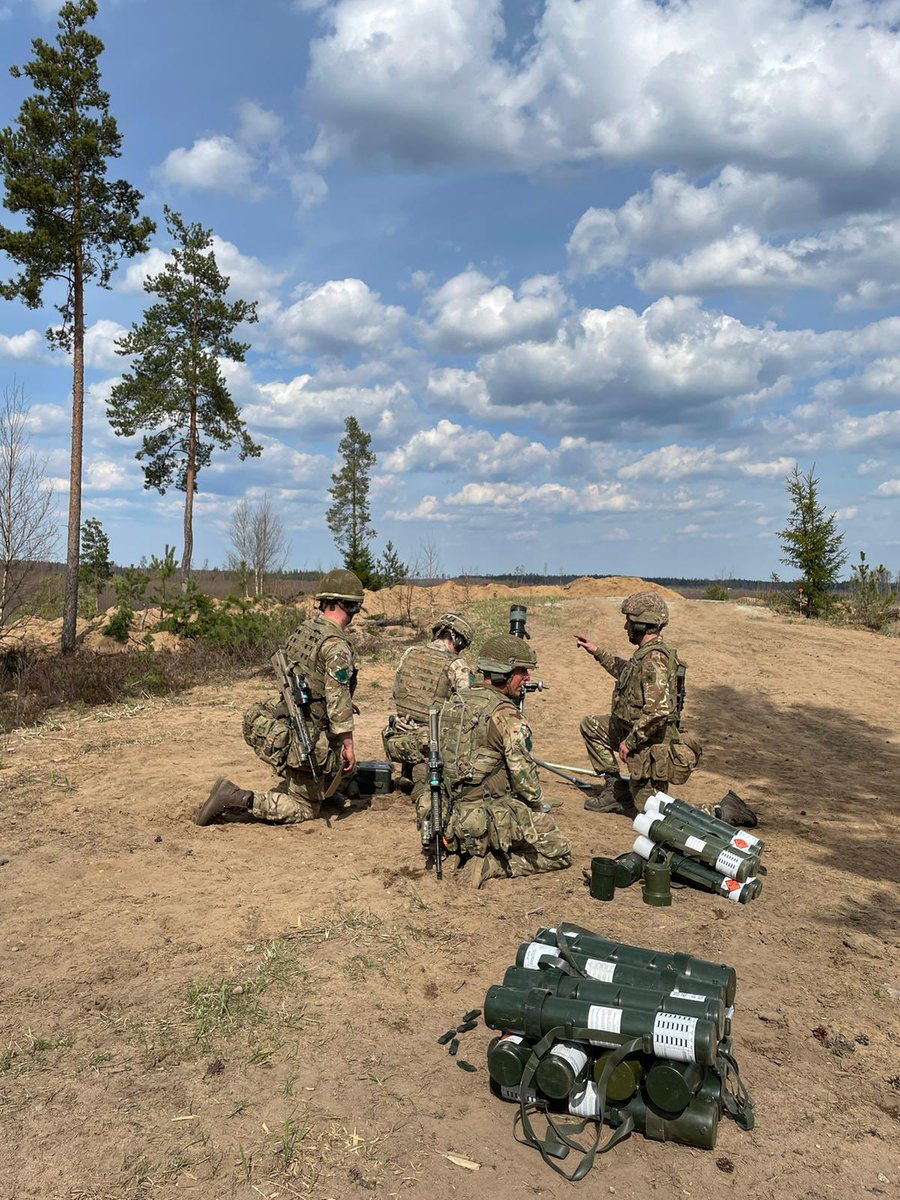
[629,731,702,786]
[243,697,296,773]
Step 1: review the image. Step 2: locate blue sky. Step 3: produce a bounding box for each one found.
[1,0,899,577]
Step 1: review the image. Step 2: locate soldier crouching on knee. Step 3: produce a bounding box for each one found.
[195,569,364,827]
[576,591,702,815]
[382,612,473,802]
[422,634,571,888]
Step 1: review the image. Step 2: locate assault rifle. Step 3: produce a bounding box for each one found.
[271,649,321,800]
[427,705,444,880]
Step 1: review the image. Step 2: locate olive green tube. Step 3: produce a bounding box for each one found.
[483,985,719,1066]
[534,1040,590,1099]
[669,851,762,903]
[568,1082,720,1149]
[644,1060,705,1114]
[516,942,728,1006]
[593,1052,642,1102]
[613,851,645,888]
[632,812,760,882]
[644,792,764,853]
[533,925,737,1005]
[502,966,726,1037]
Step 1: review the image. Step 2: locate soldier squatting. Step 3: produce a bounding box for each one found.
[197,572,754,885]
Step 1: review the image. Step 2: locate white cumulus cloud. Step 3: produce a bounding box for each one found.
[383,419,553,479]
[421,270,566,353]
[273,278,406,356]
[159,135,262,197]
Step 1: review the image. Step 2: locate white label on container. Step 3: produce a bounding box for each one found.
[500,1084,537,1103]
[500,1034,523,1045]
[685,835,707,853]
[561,929,578,939]
[730,832,759,852]
[587,1004,623,1047]
[652,1012,698,1063]
[569,1082,601,1118]
[670,990,706,1003]
[715,849,744,879]
[720,877,744,901]
[551,1042,589,1073]
[523,942,557,970]
[583,957,616,983]
[725,1006,735,1020]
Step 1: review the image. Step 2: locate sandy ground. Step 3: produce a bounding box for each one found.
[1,592,898,1200]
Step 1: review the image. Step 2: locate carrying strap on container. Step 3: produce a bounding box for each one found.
[717,1047,756,1130]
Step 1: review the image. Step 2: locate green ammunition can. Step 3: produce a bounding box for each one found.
[642,858,672,907]
[533,926,737,1006]
[486,1034,533,1088]
[613,851,645,888]
[590,856,618,901]
[535,1040,590,1100]
[644,1059,706,1114]
[483,985,719,1066]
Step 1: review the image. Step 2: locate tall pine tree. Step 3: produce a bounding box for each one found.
[778,462,847,614]
[108,207,260,584]
[327,416,380,589]
[0,0,154,651]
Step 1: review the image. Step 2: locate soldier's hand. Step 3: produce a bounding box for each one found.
[574,634,598,655]
[618,740,630,762]
[340,735,357,775]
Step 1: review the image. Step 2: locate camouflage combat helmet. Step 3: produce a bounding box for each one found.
[621,590,669,628]
[315,568,365,604]
[477,633,538,674]
[432,611,474,648]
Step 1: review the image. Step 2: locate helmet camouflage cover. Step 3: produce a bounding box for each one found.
[476,633,538,674]
[432,611,474,648]
[315,568,365,603]
[620,590,669,627]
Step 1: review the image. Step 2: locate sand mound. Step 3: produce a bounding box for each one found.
[362,575,678,615]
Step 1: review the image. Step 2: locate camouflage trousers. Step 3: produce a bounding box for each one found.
[251,742,341,824]
[417,790,571,885]
[579,713,667,812]
[382,721,429,804]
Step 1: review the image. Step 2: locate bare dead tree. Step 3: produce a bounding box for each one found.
[418,538,444,617]
[0,383,58,631]
[228,493,291,597]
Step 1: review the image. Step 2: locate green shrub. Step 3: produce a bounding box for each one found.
[702,584,729,602]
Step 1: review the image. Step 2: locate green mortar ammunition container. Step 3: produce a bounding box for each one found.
[353,761,394,795]
[611,1090,720,1150]
[516,942,727,1005]
[533,926,737,1006]
[644,1060,706,1114]
[502,966,726,1038]
[486,1034,534,1088]
[668,851,762,903]
[483,985,719,1066]
[535,1040,590,1100]
[633,812,760,882]
[642,858,672,906]
[613,851,645,888]
[590,856,618,901]
[645,792,764,853]
[593,1052,643,1102]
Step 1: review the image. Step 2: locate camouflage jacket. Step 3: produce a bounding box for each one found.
[283,613,357,737]
[440,685,543,808]
[593,636,678,752]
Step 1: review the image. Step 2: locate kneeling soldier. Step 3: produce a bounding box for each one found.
[382,611,473,800]
[421,634,571,887]
[196,569,363,826]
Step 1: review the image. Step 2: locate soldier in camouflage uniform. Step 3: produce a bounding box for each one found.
[576,592,701,814]
[382,612,474,799]
[195,569,364,827]
[421,634,572,887]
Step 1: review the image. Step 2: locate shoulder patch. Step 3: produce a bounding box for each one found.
[334,666,352,684]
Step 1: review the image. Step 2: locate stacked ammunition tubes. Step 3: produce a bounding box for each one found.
[484,924,753,1151]
[632,791,766,903]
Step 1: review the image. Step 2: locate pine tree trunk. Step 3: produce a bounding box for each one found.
[182,401,197,589]
[62,246,85,654]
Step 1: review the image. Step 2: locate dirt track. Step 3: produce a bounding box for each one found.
[1,593,898,1199]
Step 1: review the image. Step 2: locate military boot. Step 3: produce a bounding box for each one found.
[195,777,254,826]
[583,776,633,814]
